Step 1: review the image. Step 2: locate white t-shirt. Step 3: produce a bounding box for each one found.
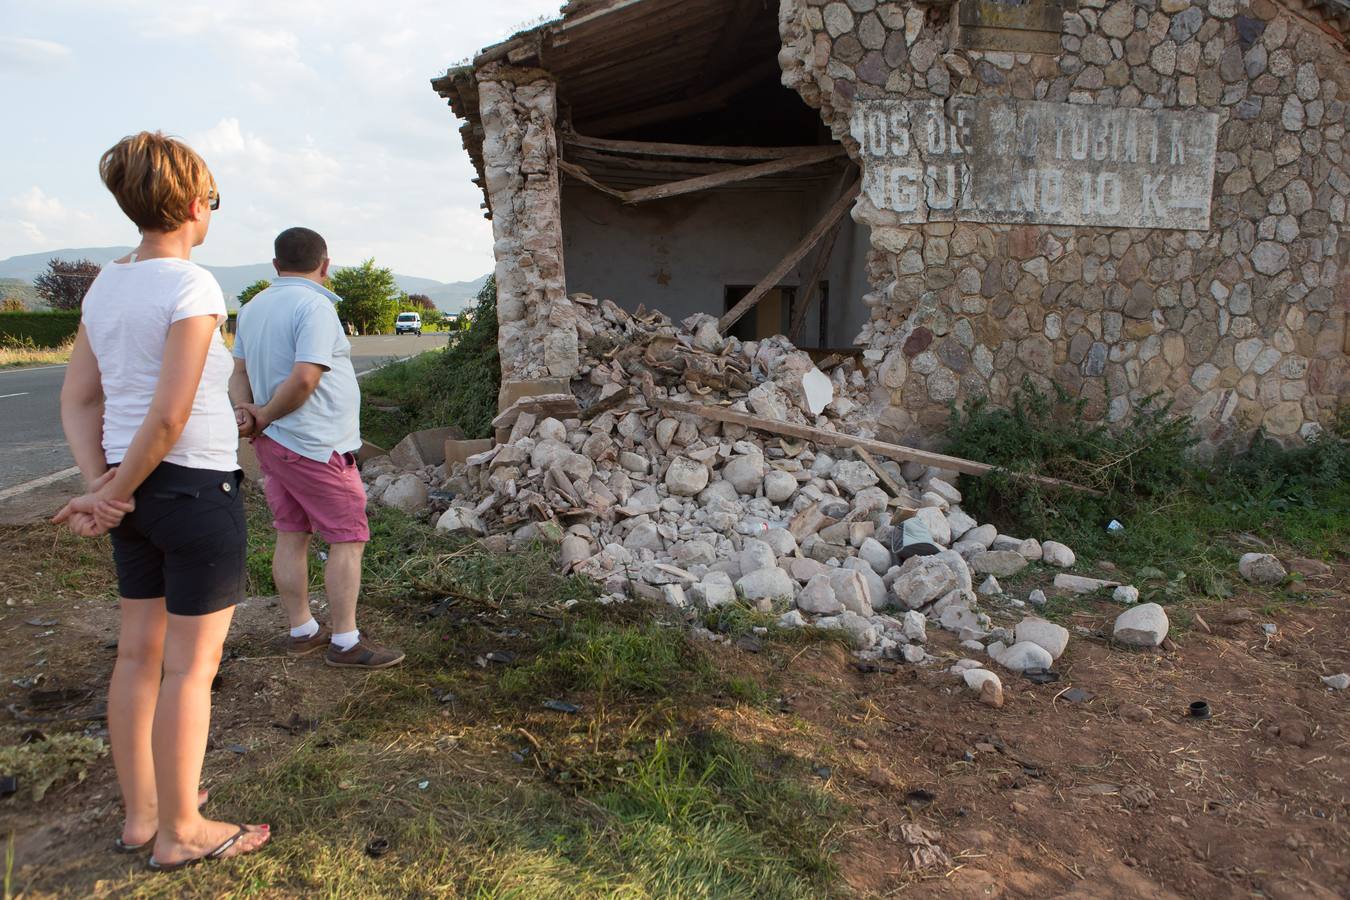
[81,257,238,472]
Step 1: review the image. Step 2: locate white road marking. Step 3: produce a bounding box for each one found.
[0,392,29,399]
[0,364,67,375]
[0,466,81,502]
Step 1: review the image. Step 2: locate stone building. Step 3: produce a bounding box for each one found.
[433,0,1348,447]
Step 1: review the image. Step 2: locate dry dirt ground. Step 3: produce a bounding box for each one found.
[1,519,1347,898]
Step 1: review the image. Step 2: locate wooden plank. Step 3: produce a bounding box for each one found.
[719,178,860,334]
[622,146,845,205]
[652,399,1101,494]
[580,61,777,135]
[564,134,834,162]
[855,448,919,519]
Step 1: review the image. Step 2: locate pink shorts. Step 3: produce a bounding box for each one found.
[253,435,370,544]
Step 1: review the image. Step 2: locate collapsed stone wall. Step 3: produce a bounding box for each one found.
[478,65,583,382]
[780,0,1349,447]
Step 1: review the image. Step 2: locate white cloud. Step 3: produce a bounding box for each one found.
[2,186,107,251]
[0,37,73,72]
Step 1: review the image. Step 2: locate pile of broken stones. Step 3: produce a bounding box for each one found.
[360,300,1171,705]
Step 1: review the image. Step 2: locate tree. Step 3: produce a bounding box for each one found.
[329,259,400,335]
[237,279,271,306]
[34,258,100,310]
[403,293,437,312]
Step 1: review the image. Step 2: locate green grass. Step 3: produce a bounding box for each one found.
[359,275,500,449]
[945,382,1349,606]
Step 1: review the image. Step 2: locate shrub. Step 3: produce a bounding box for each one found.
[1,297,27,312]
[237,278,271,306]
[943,378,1196,540]
[331,259,400,334]
[0,310,82,347]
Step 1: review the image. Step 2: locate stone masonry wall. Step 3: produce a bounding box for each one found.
[478,66,583,382]
[780,0,1349,447]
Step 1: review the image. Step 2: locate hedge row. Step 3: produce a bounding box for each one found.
[0,311,81,348]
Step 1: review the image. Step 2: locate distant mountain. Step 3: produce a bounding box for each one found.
[0,247,489,313]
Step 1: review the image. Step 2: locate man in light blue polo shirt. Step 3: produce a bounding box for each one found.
[229,227,403,670]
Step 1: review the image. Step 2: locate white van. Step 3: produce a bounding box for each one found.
[395,312,422,335]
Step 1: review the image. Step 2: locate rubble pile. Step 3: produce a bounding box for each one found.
[359,298,1121,681]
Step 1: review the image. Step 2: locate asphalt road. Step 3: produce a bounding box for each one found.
[0,332,446,494]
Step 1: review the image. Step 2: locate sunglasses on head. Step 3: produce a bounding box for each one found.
[207,189,220,211]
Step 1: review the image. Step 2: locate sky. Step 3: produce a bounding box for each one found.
[1,0,561,282]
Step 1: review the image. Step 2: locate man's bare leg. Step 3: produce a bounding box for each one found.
[273,531,313,629]
[323,541,365,636]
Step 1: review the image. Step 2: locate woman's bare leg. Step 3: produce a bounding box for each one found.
[150,606,269,864]
[110,597,167,846]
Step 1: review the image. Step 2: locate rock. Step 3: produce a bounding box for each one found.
[1288,558,1332,579]
[675,540,716,567]
[843,558,887,611]
[859,537,892,575]
[902,610,927,642]
[777,609,807,629]
[978,575,1002,596]
[1238,552,1286,585]
[723,454,766,495]
[619,451,649,474]
[1014,617,1070,660]
[698,480,739,506]
[901,644,927,664]
[559,535,591,570]
[435,506,486,536]
[381,474,429,513]
[1321,674,1350,690]
[692,318,724,353]
[697,571,737,609]
[963,524,997,548]
[963,669,1004,707]
[797,574,843,615]
[926,478,962,505]
[665,457,710,497]
[831,460,879,496]
[892,556,958,609]
[736,567,797,604]
[1028,589,1047,607]
[1112,585,1140,604]
[624,521,663,553]
[935,550,974,593]
[739,538,777,574]
[830,568,875,617]
[913,506,952,547]
[760,527,797,558]
[989,640,1054,673]
[788,557,831,582]
[763,470,798,503]
[1054,573,1120,594]
[1113,603,1170,647]
[945,507,978,541]
[971,550,1029,577]
[530,438,572,471]
[1041,541,1076,567]
[661,584,688,609]
[1015,538,1043,561]
[836,612,881,650]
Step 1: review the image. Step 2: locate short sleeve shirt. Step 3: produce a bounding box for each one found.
[81,258,237,471]
[232,277,361,462]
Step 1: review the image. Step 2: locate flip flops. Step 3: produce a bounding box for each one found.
[112,789,211,853]
[147,825,270,872]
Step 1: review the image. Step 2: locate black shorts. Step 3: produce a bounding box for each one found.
[109,462,247,617]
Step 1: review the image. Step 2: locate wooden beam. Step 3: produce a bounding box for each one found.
[622,146,844,205]
[719,178,860,334]
[580,61,777,135]
[563,134,834,162]
[855,448,919,518]
[652,399,1102,495]
[558,160,628,201]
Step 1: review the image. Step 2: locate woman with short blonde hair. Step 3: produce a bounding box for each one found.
[57,131,269,870]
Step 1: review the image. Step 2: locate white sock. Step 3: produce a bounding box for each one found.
[331,629,360,652]
[290,618,320,639]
